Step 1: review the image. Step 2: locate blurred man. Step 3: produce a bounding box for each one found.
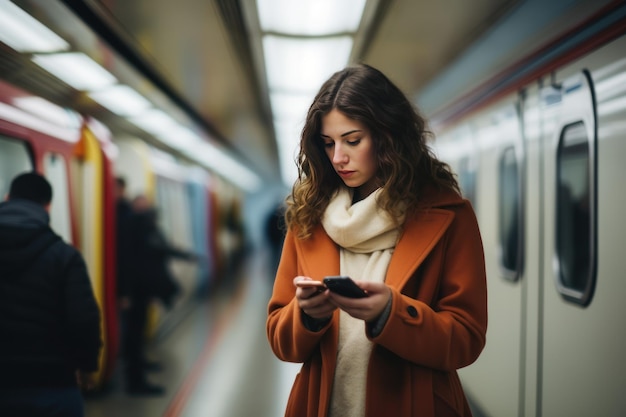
[115,177,133,313]
[121,195,196,395]
[0,172,101,416]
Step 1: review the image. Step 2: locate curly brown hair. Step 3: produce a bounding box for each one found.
[285,64,459,239]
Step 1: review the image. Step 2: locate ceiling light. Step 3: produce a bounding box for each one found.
[0,0,69,52]
[89,85,152,116]
[32,52,117,91]
[156,125,200,153]
[263,35,353,92]
[257,0,366,36]
[186,143,262,192]
[128,109,178,135]
[269,91,313,122]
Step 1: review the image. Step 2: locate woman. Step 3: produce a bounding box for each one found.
[266,64,487,417]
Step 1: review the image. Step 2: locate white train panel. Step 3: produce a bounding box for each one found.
[435,30,626,417]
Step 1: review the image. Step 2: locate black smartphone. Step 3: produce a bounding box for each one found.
[323,276,368,298]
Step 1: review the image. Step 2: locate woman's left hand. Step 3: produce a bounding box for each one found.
[328,280,391,322]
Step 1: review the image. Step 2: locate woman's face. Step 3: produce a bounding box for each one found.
[320,109,378,200]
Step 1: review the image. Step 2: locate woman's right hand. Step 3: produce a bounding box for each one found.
[294,276,336,320]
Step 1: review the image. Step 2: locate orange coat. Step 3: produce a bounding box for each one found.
[267,190,487,417]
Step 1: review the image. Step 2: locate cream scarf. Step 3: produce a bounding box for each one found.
[321,187,401,417]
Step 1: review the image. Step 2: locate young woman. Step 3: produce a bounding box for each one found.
[266,64,487,417]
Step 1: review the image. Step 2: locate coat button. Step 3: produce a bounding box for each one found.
[407,306,418,318]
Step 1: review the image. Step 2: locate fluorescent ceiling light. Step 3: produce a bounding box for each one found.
[130,111,262,191]
[89,85,152,116]
[32,52,117,91]
[157,125,200,153]
[269,91,314,122]
[185,143,262,192]
[0,0,69,52]
[264,35,353,92]
[257,0,366,36]
[128,108,178,135]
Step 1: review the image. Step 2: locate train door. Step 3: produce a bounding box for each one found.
[457,96,525,417]
[0,135,72,242]
[187,169,213,292]
[154,173,197,308]
[537,63,621,415]
[519,82,542,417]
[71,124,109,386]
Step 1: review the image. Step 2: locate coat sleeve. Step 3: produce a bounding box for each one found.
[62,249,103,372]
[266,229,332,363]
[370,202,488,371]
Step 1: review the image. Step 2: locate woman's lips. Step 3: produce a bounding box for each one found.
[337,170,355,178]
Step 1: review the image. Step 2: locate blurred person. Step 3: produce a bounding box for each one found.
[114,176,136,394]
[121,194,196,395]
[0,172,101,417]
[265,201,286,275]
[114,176,133,308]
[266,64,487,417]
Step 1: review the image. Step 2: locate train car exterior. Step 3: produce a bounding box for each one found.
[433,5,626,416]
[0,79,233,390]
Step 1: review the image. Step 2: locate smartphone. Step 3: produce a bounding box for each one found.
[323,276,368,298]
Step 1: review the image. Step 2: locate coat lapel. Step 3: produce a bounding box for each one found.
[296,226,340,280]
[385,208,455,288]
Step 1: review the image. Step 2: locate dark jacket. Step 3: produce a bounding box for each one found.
[116,197,133,297]
[125,209,189,306]
[0,199,102,389]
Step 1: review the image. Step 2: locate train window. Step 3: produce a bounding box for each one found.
[43,153,72,243]
[498,145,522,281]
[0,136,33,198]
[555,122,596,306]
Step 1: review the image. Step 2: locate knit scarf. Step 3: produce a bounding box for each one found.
[321,187,401,417]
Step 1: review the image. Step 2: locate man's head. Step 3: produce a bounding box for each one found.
[8,172,53,206]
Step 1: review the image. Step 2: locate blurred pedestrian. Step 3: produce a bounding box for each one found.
[266,64,487,417]
[114,177,133,309]
[121,195,196,395]
[0,172,101,416]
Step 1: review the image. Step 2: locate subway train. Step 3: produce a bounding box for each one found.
[430,3,626,416]
[0,78,246,389]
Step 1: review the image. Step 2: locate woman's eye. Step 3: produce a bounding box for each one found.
[323,142,334,148]
[347,139,361,146]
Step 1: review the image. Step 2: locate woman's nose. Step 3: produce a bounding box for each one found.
[333,145,348,164]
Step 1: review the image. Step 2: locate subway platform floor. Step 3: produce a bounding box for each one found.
[84,249,299,417]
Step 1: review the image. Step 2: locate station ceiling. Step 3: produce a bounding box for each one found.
[2,0,518,187]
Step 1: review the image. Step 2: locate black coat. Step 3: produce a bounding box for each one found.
[123,210,189,306]
[0,199,102,389]
[116,198,133,297]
